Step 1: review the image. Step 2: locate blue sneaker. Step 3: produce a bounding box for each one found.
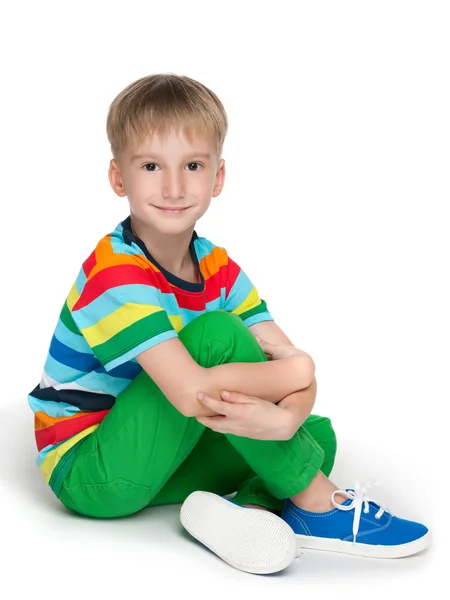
[281,482,430,558]
[180,491,298,574]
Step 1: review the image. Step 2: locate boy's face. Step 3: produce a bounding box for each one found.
[109,128,225,234]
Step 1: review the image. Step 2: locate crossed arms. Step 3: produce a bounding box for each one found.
[136,320,316,422]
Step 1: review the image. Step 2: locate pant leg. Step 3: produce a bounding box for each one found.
[147,427,254,507]
[149,414,337,514]
[231,415,337,514]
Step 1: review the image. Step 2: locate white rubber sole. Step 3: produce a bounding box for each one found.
[296,530,431,558]
[180,491,298,574]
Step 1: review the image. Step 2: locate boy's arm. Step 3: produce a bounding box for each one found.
[191,353,314,417]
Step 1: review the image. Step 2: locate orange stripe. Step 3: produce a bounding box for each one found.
[34,410,95,431]
[94,234,115,265]
[199,246,228,279]
[36,410,109,451]
[93,251,161,279]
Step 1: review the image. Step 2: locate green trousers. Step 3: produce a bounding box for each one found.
[57,311,337,518]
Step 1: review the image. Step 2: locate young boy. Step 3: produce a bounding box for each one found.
[28,73,430,575]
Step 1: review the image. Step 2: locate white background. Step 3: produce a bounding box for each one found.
[1,1,448,597]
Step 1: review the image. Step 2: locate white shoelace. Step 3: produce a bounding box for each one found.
[331,481,393,544]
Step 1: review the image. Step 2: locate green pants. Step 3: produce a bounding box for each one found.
[57,311,337,518]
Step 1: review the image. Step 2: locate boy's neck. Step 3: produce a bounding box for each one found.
[129,215,196,277]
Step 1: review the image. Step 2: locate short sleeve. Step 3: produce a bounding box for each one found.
[68,257,178,372]
[224,255,274,326]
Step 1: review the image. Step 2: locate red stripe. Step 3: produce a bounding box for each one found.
[171,266,226,311]
[73,257,229,313]
[73,263,153,310]
[35,409,109,451]
[225,257,240,300]
[82,249,98,278]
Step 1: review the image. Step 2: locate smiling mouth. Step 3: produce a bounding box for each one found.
[154,206,190,212]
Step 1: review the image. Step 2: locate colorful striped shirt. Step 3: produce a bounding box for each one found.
[28,215,274,493]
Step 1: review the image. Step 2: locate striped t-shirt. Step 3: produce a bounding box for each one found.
[28,215,274,494]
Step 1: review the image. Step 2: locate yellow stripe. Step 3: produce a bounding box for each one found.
[67,281,81,311]
[231,286,261,316]
[168,314,183,333]
[39,425,98,484]
[81,302,165,347]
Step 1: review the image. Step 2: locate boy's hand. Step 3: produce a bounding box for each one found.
[194,391,293,440]
[256,336,309,361]
[257,336,315,389]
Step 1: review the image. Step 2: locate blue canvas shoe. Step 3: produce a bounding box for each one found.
[180,491,298,574]
[281,482,430,558]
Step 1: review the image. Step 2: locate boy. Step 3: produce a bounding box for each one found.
[28,73,430,575]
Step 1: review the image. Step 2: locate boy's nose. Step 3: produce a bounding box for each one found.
[161,170,186,200]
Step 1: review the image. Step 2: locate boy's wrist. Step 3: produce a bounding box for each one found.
[278,376,318,434]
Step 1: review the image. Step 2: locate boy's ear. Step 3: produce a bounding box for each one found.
[212,158,225,198]
[108,159,127,197]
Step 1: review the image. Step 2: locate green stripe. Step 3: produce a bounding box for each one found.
[239,298,270,322]
[61,301,83,335]
[93,310,175,366]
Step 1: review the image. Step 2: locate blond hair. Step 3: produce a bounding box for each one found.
[106,73,228,166]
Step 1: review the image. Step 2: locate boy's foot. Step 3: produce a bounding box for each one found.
[180,491,298,574]
[281,483,431,559]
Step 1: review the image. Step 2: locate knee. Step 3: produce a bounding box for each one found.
[180,310,250,342]
[191,310,244,328]
[179,310,265,366]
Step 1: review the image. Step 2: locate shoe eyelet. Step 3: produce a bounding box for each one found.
[375,515,380,520]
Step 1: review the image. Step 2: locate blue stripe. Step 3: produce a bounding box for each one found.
[28,395,81,418]
[43,352,89,382]
[179,297,222,327]
[74,369,135,396]
[74,266,87,295]
[104,329,178,372]
[49,334,101,372]
[110,234,128,255]
[105,358,142,380]
[194,237,217,261]
[54,317,92,354]
[224,269,253,311]
[242,312,274,327]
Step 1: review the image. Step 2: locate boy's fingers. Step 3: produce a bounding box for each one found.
[196,416,230,433]
[221,391,251,403]
[221,390,236,401]
[197,393,230,415]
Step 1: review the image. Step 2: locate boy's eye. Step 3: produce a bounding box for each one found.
[143,163,158,172]
[187,162,203,171]
[143,162,203,172]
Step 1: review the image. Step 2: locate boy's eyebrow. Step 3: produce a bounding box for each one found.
[131,152,211,162]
